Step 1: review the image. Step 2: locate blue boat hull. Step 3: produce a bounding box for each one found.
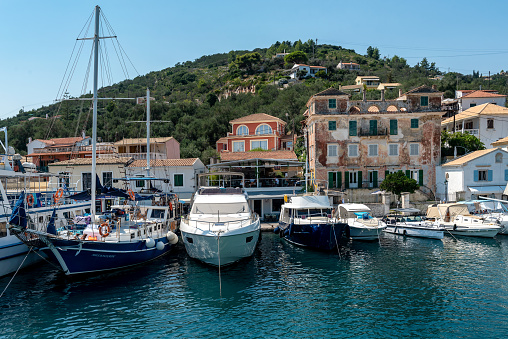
[41,237,174,275]
[278,221,349,250]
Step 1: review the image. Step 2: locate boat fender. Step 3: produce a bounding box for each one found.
[453,224,457,231]
[274,226,280,234]
[156,241,165,250]
[166,231,178,245]
[146,237,156,248]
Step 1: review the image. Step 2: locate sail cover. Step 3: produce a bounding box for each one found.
[9,191,28,229]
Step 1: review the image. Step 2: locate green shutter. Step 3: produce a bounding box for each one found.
[329,98,336,109]
[421,96,429,106]
[411,119,419,128]
[337,172,342,189]
[328,121,336,131]
[405,170,410,178]
[358,171,362,188]
[328,172,334,188]
[349,121,357,136]
[385,170,390,178]
[345,171,350,188]
[370,120,378,135]
[373,171,378,188]
[418,169,423,186]
[390,119,398,135]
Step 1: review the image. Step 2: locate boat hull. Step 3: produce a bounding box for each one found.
[349,225,384,241]
[37,236,174,275]
[278,221,349,250]
[384,224,444,240]
[445,227,500,238]
[0,237,43,277]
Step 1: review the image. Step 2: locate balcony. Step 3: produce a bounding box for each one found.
[463,129,479,136]
[358,128,388,137]
[116,152,167,160]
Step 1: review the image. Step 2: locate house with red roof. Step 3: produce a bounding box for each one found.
[455,90,506,112]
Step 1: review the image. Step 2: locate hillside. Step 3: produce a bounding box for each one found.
[3,39,507,164]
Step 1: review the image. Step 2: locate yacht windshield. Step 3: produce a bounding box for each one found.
[297,209,331,218]
[192,202,249,214]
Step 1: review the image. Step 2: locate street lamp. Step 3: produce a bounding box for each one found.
[444,178,448,203]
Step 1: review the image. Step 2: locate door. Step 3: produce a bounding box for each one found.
[254,200,262,219]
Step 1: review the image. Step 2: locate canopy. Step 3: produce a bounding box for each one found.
[284,195,331,209]
[8,191,27,229]
[468,185,505,194]
[426,203,470,221]
[69,175,131,200]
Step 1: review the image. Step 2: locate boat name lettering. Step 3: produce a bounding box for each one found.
[91,254,116,258]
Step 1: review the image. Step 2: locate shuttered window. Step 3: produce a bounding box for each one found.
[420,96,429,106]
[349,121,357,136]
[328,121,336,131]
[174,174,184,187]
[411,119,419,128]
[390,119,397,135]
[369,120,378,135]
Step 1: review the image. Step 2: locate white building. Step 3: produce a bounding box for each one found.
[337,61,360,70]
[289,64,327,79]
[436,148,508,202]
[455,90,506,112]
[126,158,206,200]
[441,103,508,148]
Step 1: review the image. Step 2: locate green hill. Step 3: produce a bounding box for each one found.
[3,39,507,164]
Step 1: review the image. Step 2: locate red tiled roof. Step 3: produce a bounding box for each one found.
[128,158,199,167]
[229,113,285,124]
[462,90,506,98]
[220,150,297,161]
[36,137,89,146]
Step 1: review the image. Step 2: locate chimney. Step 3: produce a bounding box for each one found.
[380,89,385,102]
[28,137,32,144]
[399,89,403,97]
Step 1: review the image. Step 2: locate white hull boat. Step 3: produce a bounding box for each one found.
[337,203,386,241]
[181,176,260,267]
[384,209,445,240]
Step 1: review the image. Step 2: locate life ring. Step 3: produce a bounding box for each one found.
[99,222,111,237]
[26,194,35,207]
[128,189,135,201]
[54,188,64,203]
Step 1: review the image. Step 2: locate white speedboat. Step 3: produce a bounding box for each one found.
[180,174,260,266]
[458,199,508,235]
[427,203,501,238]
[383,208,445,240]
[337,203,386,241]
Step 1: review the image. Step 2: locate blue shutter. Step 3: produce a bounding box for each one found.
[474,170,479,182]
[488,170,493,182]
[505,169,508,181]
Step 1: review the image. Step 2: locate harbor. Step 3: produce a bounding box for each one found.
[1,230,507,338]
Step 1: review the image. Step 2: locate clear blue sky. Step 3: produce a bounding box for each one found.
[1,0,507,120]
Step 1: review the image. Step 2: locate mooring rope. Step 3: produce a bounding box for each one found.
[217,231,222,297]
[332,225,342,259]
[0,247,33,299]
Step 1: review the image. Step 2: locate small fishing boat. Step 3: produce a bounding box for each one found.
[278,195,349,250]
[383,208,445,240]
[180,173,260,266]
[337,203,386,241]
[457,198,508,235]
[426,203,501,238]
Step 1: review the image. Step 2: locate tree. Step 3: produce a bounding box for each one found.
[441,131,485,157]
[380,171,419,201]
[284,51,308,65]
[235,52,261,73]
[372,47,380,60]
[366,46,374,58]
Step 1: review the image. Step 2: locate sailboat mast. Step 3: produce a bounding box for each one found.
[146,88,150,178]
[91,5,100,219]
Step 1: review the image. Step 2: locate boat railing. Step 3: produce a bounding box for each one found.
[183,214,259,232]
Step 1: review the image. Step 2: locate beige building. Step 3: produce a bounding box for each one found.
[304,86,443,203]
[113,137,180,160]
[355,76,380,89]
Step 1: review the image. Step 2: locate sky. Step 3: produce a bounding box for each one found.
[1,0,507,120]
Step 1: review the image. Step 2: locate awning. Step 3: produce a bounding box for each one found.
[468,185,505,194]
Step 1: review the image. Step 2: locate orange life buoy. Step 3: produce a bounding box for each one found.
[26,194,34,207]
[54,188,64,203]
[128,189,135,201]
[99,222,111,237]
[169,202,173,211]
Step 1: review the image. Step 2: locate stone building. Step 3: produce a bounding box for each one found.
[304,86,443,204]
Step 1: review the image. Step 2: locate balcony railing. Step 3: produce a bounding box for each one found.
[33,145,116,154]
[358,128,388,137]
[116,152,166,160]
[463,129,479,136]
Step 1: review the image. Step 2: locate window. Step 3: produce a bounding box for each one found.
[102,172,113,187]
[348,144,358,157]
[237,125,249,136]
[328,144,338,157]
[389,144,399,156]
[255,124,272,135]
[390,119,398,135]
[487,119,494,129]
[233,141,245,152]
[251,140,268,150]
[496,153,503,163]
[369,120,378,135]
[478,170,488,181]
[470,103,477,108]
[411,119,419,129]
[328,172,342,189]
[410,143,419,156]
[349,171,358,184]
[465,121,473,129]
[82,172,92,191]
[368,144,378,156]
[174,174,184,187]
[329,121,336,131]
[58,172,70,188]
[329,98,337,109]
[349,121,357,136]
[136,178,144,188]
[420,96,429,106]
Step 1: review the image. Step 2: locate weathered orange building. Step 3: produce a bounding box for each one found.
[305,86,443,202]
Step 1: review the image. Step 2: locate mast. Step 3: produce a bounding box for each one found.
[146,88,150,178]
[91,5,100,220]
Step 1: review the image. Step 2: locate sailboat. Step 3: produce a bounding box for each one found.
[9,6,179,275]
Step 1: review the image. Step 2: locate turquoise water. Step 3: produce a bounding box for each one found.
[1,233,507,338]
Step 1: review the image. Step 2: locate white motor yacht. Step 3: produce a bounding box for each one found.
[337,203,386,241]
[384,208,445,240]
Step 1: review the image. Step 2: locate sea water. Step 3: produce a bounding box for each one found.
[1,233,507,338]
